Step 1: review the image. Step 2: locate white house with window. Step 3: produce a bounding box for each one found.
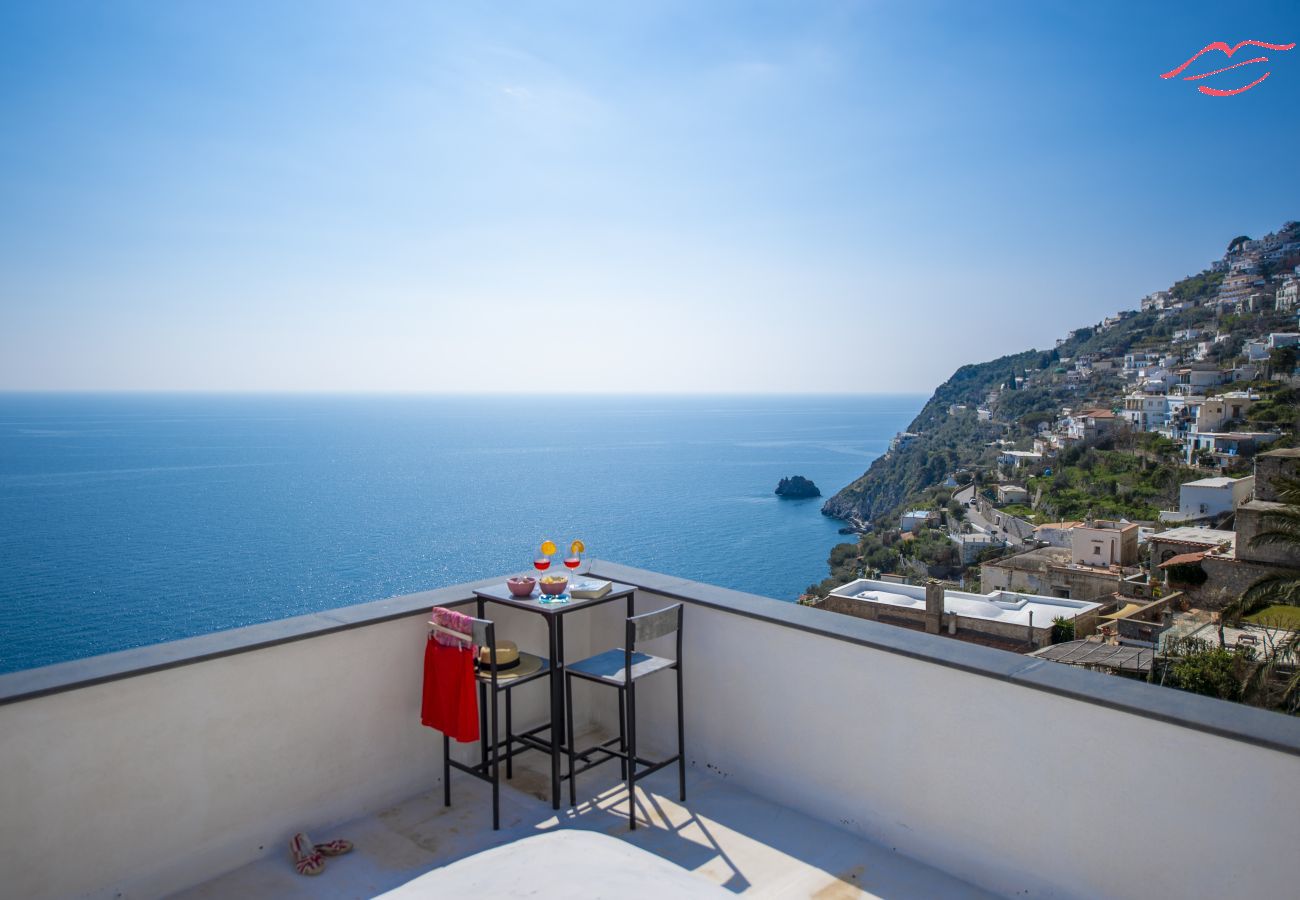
[1160,475,1254,523]
[1277,275,1298,313]
[1122,392,1168,431]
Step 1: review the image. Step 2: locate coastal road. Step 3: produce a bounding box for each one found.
[954,485,1030,546]
[953,485,994,533]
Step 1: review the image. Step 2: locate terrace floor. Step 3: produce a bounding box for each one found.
[173,730,995,899]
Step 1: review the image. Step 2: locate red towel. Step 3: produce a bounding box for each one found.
[421,608,479,742]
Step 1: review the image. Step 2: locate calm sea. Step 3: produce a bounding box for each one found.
[0,393,921,673]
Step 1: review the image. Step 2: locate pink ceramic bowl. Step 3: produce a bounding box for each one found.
[507,576,537,597]
[537,575,568,596]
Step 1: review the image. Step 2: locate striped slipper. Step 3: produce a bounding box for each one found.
[315,838,353,857]
[290,832,325,876]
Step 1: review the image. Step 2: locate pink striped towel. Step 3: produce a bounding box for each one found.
[431,606,474,648]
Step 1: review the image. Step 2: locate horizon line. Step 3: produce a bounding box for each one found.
[0,388,932,397]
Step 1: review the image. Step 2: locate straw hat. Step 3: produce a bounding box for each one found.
[476,640,543,681]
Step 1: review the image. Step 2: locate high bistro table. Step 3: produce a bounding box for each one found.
[474,580,636,810]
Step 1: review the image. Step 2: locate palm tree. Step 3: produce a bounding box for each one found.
[1238,474,1300,612]
[1218,474,1300,712]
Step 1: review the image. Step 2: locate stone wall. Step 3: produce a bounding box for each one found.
[975,495,1036,544]
[1253,449,1299,502]
[1188,556,1298,609]
[1046,566,1124,602]
[980,558,1121,601]
[1234,502,1297,567]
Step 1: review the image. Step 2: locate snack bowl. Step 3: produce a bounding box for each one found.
[537,574,569,596]
[507,576,537,597]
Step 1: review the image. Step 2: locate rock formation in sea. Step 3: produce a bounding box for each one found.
[775,475,820,498]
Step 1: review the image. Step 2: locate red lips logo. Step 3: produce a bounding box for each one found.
[1160,40,1295,95]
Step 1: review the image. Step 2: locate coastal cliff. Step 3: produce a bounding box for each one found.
[821,349,1046,523]
[823,219,1300,529]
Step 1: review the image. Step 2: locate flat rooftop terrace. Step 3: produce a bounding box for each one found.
[3,561,1298,899]
[832,578,1101,627]
[176,730,993,899]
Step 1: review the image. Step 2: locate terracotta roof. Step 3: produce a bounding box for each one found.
[1159,551,1207,568]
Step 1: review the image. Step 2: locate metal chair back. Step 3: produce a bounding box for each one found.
[628,603,682,644]
[624,604,683,685]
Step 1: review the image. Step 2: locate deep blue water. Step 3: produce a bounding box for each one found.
[0,393,921,673]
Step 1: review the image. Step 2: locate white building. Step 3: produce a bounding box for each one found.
[829,578,1103,644]
[1033,521,1083,548]
[900,509,938,532]
[1160,475,1254,523]
[1141,290,1173,311]
[889,431,921,453]
[1071,520,1140,568]
[950,532,1002,565]
[1191,395,1254,434]
[1122,392,1169,431]
[1180,367,1227,390]
[1185,431,1281,467]
[998,450,1043,469]
[996,484,1029,504]
[1276,276,1298,313]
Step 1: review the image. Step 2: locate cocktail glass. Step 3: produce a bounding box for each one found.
[563,553,582,578]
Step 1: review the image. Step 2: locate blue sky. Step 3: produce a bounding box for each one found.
[2,1,1298,392]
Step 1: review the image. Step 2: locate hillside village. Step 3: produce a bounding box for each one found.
[813,220,1300,713]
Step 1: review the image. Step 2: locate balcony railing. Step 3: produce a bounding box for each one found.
[1,560,1298,898]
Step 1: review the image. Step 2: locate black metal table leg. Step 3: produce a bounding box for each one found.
[549,616,562,809]
[556,614,566,745]
[476,597,488,770]
[505,688,513,780]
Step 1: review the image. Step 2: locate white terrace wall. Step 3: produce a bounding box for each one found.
[2,571,1298,900]
[0,599,591,900]
[597,588,1298,900]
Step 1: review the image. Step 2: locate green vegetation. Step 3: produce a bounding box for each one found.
[1244,384,1300,435]
[1024,444,1199,523]
[997,503,1037,521]
[1050,616,1075,644]
[1170,269,1225,305]
[858,531,902,575]
[820,229,1298,639]
[803,530,906,600]
[1158,631,1300,714]
[1167,638,1244,702]
[1245,605,1300,629]
[898,527,958,573]
[803,541,862,598]
[822,349,1050,522]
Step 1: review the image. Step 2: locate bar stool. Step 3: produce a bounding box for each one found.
[564,604,684,829]
[432,613,550,830]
